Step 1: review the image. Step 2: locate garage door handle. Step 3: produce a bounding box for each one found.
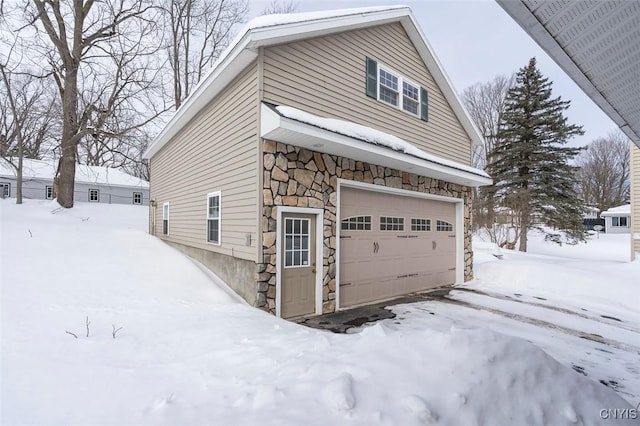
[432,241,437,250]
[373,241,379,254]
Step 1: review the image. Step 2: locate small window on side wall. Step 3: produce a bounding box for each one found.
[45,186,54,200]
[207,192,221,244]
[162,203,169,235]
[88,189,99,202]
[1,182,11,197]
[133,192,143,205]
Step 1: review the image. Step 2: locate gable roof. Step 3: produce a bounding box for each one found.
[143,6,484,159]
[0,158,149,189]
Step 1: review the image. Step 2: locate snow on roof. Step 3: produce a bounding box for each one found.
[0,158,149,188]
[275,105,490,178]
[600,204,630,216]
[241,6,409,31]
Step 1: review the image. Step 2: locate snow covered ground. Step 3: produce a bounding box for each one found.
[1,200,637,425]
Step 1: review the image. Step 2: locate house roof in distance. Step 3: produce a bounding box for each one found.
[0,158,149,189]
[143,5,484,159]
[600,204,631,217]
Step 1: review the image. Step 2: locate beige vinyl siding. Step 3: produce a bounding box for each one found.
[150,63,259,261]
[262,22,472,165]
[632,142,640,257]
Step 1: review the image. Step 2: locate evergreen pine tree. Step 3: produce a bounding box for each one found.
[488,58,585,252]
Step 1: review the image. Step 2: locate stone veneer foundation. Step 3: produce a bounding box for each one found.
[257,140,473,315]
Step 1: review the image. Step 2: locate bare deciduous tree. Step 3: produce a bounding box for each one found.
[261,0,297,14]
[576,130,630,213]
[160,0,248,110]
[27,0,159,207]
[461,74,513,230]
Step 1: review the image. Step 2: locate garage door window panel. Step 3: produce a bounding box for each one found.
[341,215,372,231]
[411,218,431,231]
[380,216,404,231]
[285,218,310,267]
[436,220,453,232]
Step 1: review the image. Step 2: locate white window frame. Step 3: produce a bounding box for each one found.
[133,192,143,205]
[1,182,11,197]
[206,192,221,245]
[283,217,311,268]
[611,216,628,227]
[88,188,99,202]
[377,64,421,118]
[45,185,54,200]
[162,202,169,235]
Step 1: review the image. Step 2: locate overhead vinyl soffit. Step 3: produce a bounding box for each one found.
[498,0,640,146]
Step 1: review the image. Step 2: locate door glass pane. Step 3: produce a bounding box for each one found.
[284,217,312,268]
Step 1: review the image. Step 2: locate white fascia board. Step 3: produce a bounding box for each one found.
[143,36,258,159]
[260,104,492,187]
[400,15,486,149]
[496,0,640,146]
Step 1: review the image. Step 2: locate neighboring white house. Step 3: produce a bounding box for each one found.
[0,158,149,206]
[600,205,631,234]
[583,206,600,220]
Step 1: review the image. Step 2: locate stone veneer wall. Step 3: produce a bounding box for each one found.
[258,140,473,315]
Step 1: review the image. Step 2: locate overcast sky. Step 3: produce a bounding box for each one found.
[247,0,619,148]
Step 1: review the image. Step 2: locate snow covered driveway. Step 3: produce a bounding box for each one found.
[1,201,637,425]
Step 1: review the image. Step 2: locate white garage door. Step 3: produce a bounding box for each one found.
[339,186,457,308]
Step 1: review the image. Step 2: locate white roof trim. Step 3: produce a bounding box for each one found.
[260,103,491,188]
[143,6,485,159]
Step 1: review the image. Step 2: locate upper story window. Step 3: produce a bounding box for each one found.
[366,57,429,121]
[45,185,54,200]
[133,192,143,205]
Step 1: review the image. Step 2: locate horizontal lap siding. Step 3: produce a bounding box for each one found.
[632,143,640,256]
[150,64,259,261]
[262,23,472,165]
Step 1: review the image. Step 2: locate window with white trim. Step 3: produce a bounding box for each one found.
[370,61,427,120]
[45,185,54,200]
[88,189,99,202]
[162,203,169,235]
[611,216,628,227]
[284,218,310,267]
[1,182,11,197]
[207,192,221,244]
[411,218,431,231]
[133,192,143,205]
[380,216,404,231]
[436,220,453,232]
[341,215,372,231]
